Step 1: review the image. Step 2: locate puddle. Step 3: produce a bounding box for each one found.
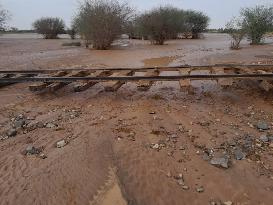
[143,56,179,67]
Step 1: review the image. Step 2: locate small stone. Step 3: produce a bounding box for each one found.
[39,153,47,159]
[260,135,269,143]
[182,185,189,190]
[210,157,229,169]
[152,144,159,149]
[13,119,25,129]
[25,145,41,155]
[166,171,172,178]
[223,201,233,205]
[46,123,56,129]
[234,148,246,160]
[177,179,184,186]
[202,153,210,161]
[7,129,17,137]
[257,121,269,131]
[196,186,204,193]
[268,136,273,142]
[56,140,66,148]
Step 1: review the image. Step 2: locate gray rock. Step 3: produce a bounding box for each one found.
[25,145,41,155]
[13,119,25,129]
[202,153,210,161]
[46,123,56,129]
[7,129,17,137]
[268,136,273,142]
[234,148,246,160]
[260,135,269,143]
[56,140,66,148]
[257,121,269,131]
[210,156,229,169]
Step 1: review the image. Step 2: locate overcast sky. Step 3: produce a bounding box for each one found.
[1,0,272,29]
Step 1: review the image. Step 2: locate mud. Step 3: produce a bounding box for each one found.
[0,33,273,205]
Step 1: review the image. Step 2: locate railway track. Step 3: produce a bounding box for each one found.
[0,64,273,92]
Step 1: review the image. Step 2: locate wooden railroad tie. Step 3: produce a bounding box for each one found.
[46,70,90,92]
[137,69,160,91]
[104,70,135,92]
[74,70,113,92]
[29,71,69,92]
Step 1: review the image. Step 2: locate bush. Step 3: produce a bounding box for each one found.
[184,10,209,39]
[241,5,273,44]
[136,6,209,44]
[226,17,246,49]
[136,6,186,45]
[74,0,133,50]
[0,4,10,31]
[33,17,65,39]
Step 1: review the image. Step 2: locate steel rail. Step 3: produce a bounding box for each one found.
[0,64,273,74]
[1,73,273,83]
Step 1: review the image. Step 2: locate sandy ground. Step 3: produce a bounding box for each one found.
[0,33,273,205]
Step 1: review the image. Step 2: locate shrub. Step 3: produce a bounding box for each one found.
[0,4,10,31]
[241,5,273,44]
[74,0,133,50]
[137,6,186,45]
[33,17,65,39]
[184,10,209,39]
[226,17,246,49]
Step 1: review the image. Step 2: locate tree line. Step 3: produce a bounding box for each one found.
[1,0,273,50]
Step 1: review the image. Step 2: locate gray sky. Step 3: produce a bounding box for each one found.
[1,0,272,29]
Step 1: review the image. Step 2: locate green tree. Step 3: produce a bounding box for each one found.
[184,10,210,39]
[226,17,246,49]
[74,0,133,50]
[241,5,273,44]
[0,4,10,31]
[137,6,186,45]
[33,17,65,39]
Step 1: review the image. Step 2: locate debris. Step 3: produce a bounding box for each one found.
[12,118,25,129]
[182,185,189,190]
[39,153,47,159]
[25,145,41,155]
[177,179,184,186]
[46,123,57,129]
[223,201,233,205]
[151,144,159,149]
[166,171,172,178]
[210,156,229,169]
[256,121,269,131]
[202,153,210,161]
[234,148,246,160]
[56,140,67,148]
[259,135,269,143]
[7,129,17,137]
[196,186,204,193]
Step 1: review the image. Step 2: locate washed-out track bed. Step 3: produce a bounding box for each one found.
[1,64,273,93]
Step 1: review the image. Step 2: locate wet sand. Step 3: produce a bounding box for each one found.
[0,33,273,205]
